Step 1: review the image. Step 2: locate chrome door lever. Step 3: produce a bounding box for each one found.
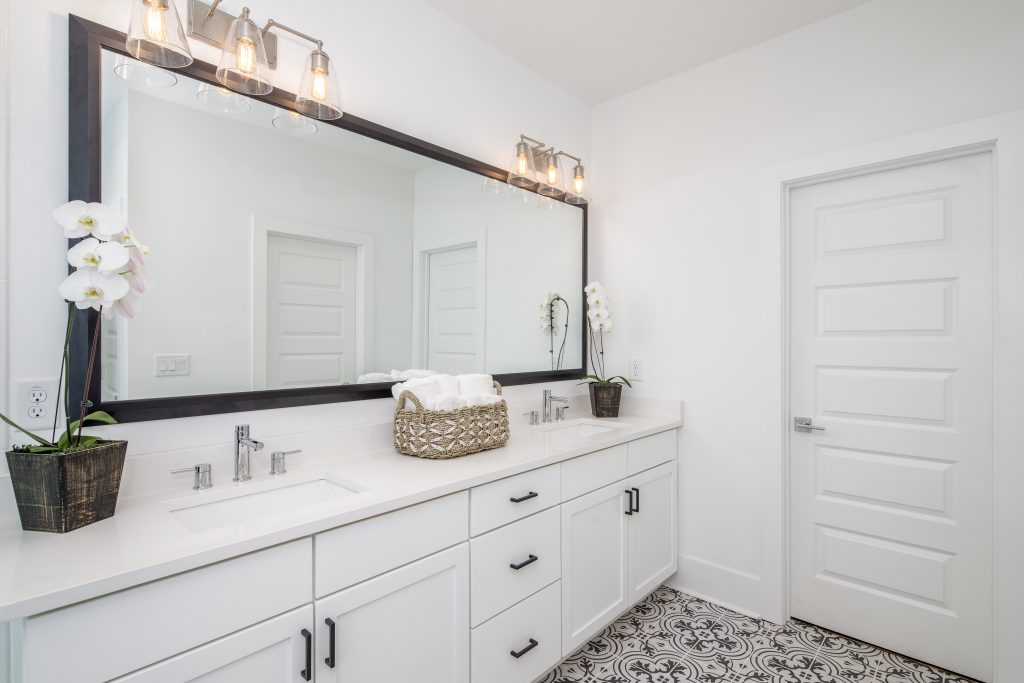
[794,417,825,433]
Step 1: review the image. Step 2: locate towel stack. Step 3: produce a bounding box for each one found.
[392,373,501,411]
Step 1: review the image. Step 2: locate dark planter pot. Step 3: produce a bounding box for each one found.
[589,383,623,418]
[5,440,127,533]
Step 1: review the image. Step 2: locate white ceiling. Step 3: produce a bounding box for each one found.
[418,0,873,103]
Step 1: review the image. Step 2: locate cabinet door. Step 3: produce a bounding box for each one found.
[627,461,678,604]
[315,544,469,683]
[560,481,630,655]
[113,606,313,682]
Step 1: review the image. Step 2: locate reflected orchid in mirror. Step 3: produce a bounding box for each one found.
[539,288,569,370]
[53,200,125,241]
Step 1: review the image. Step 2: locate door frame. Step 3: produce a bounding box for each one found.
[251,215,375,390]
[758,109,1024,682]
[411,228,487,371]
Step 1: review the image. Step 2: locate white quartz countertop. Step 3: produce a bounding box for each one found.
[0,408,680,621]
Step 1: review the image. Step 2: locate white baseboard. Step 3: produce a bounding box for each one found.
[664,553,767,621]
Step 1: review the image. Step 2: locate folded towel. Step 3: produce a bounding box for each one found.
[398,376,439,409]
[458,374,495,397]
[358,372,395,384]
[434,374,459,396]
[433,395,460,411]
[463,394,504,407]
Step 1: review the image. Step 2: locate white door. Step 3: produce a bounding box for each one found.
[561,481,630,656]
[426,246,479,374]
[113,606,313,682]
[627,461,678,604]
[789,151,994,680]
[315,544,470,683]
[267,234,357,389]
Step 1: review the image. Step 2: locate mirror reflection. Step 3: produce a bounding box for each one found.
[99,51,583,401]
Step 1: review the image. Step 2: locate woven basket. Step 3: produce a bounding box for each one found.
[394,381,510,459]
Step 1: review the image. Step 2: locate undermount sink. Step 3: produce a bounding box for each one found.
[166,473,366,533]
[541,418,630,448]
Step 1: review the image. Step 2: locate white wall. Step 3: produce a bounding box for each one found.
[0,0,9,457]
[589,0,1024,616]
[2,0,590,465]
[413,164,584,374]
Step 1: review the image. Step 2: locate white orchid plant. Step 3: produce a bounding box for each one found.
[538,289,570,371]
[2,201,152,454]
[581,281,631,387]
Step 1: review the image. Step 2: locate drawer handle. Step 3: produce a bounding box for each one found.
[510,638,539,659]
[632,486,640,513]
[300,628,312,681]
[325,617,337,668]
[510,491,539,503]
[624,489,634,516]
[510,554,538,570]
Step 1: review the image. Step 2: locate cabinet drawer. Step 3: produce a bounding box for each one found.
[560,444,628,501]
[470,464,560,536]
[19,539,312,683]
[627,430,677,475]
[470,507,561,626]
[316,491,468,597]
[471,581,561,683]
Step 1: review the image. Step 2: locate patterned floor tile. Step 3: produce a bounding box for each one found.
[541,586,980,683]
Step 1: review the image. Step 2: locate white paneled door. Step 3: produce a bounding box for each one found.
[267,234,357,389]
[427,245,480,374]
[789,151,994,681]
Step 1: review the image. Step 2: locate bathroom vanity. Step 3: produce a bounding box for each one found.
[1,412,679,682]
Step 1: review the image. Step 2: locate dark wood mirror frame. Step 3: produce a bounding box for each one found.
[67,15,587,423]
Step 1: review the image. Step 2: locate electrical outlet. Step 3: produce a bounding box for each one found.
[628,358,643,381]
[14,379,61,432]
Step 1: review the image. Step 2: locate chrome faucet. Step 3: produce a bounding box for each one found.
[233,424,265,482]
[542,389,570,423]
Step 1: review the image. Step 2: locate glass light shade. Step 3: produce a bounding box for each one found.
[196,83,250,114]
[507,141,538,188]
[216,14,273,95]
[272,110,319,136]
[295,50,343,120]
[564,163,589,205]
[112,54,177,88]
[537,154,566,198]
[126,0,193,69]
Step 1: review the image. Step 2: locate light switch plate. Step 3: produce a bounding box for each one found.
[155,354,191,377]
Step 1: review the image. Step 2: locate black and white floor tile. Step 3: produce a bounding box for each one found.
[538,585,979,683]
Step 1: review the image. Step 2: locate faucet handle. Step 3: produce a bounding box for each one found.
[172,463,213,490]
[522,410,540,426]
[270,449,301,475]
[555,406,569,421]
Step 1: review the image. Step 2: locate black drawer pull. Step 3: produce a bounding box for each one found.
[325,617,337,668]
[624,489,634,515]
[510,638,539,659]
[510,554,538,570]
[510,491,539,503]
[300,628,312,681]
[632,487,640,513]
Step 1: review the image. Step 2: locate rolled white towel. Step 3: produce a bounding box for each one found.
[457,396,471,408]
[434,374,459,396]
[391,382,405,400]
[400,376,439,409]
[463,394,504,407]
[358,372,395,384]
[403,368,437,380]
[433,395,459,411]
[458,374,495,397]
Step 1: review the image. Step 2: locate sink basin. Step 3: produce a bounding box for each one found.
[541,418,629,449]
[167,473,365,533]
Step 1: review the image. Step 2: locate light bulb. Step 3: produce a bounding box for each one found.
[311,69,329,101]
[547,159,559,185]
[236,37,257,74]
[517,153,528,175]
[143,0,168,42]
[573,176,584,194]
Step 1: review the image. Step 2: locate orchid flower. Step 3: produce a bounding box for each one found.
[58,269,130,311]
[584,281,604,297]
[53,200,125,241]
[67,238,130,274]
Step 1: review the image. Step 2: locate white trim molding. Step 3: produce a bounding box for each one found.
[665,553,763,620]
[251,216,375,390]
[758,109,1024,682]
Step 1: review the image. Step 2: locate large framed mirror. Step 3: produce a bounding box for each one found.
[68,16,586,422]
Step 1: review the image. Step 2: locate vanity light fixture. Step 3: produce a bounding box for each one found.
[187,1,344,120]
[272,109,319,136]
[196,83,251,113]
[506,135,589,204]
[126,0,194,68]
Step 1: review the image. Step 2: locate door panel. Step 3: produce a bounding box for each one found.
[427,246,479,374]
[789,152,993,681]
[315,544,469,683]
[560,481,629,656]
[627,461,678,604]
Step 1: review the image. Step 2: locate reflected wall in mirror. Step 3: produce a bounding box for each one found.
[94,48,584,407]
